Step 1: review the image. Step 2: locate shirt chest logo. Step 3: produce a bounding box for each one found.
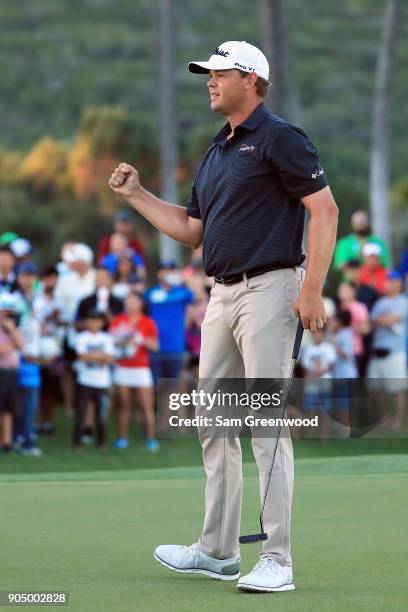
[238,143,256,154]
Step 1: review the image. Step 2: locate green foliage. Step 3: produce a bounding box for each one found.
[0,0,407,263]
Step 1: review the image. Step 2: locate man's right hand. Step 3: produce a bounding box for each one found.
[109,163,141,199]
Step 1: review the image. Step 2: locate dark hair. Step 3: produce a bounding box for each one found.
[96,264,113,276]
[237,70,270,97]
[41,265,58,278]
[126,290,148,314]
[0,244,14,256]
[346,259,361,269]
[337,309,352,327]
[86,309,106,323]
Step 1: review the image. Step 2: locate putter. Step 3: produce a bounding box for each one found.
[239,318,304,544]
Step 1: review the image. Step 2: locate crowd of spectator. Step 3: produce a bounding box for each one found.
[0,208,407,455]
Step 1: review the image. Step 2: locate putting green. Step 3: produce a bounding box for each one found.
[1,455,407,611]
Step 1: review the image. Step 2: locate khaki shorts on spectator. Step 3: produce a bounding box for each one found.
[114,366,153,388]
[367,351,408,394]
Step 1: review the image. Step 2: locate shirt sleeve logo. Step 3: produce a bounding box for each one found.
[311,168,324,179]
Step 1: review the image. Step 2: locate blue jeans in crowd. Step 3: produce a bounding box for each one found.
[17,387,40,450]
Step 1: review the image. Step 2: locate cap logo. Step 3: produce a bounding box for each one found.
[234,61,255,72]
[213,47,229,57]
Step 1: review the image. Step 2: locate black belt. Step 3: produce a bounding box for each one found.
[214,264,293,286]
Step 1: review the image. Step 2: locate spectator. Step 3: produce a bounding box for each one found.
[97,209,144,260]
[367,271,408,432]
[334,210,390,271]
[112,259,144,301]
[57,242,76,278]
[145,260,194,381]
[333,310,358,379]
[74,311,115,450]
[34,266,64,434]
[0,244,18,293]
[337,282,370,376]
[332,310,358,428]
[100,233,145,279]
[344,260,379,311]
[110,292,159,451]
[56,243,96,323]
[300,328,336,439]
[13,261,45,456]
[76,266,123,328]
[359,243,388,294]
[10,238,32,265]
[55,243,96,415]
[0,293,23,453]
[399,247,408,294]
[15,261,39,319]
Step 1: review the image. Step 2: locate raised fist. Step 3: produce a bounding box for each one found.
[109,163,141,198]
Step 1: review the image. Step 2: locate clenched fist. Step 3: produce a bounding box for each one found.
[109,163,141,199]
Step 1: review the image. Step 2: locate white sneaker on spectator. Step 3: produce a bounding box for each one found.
[21,447,43,457]
[154,543,240,580]
[237,557,295,592]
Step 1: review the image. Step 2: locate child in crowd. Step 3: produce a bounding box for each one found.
[0,294,23,453]
[301,327,336,439]
[110,291,159,451]
[332,310,358,428]
[15,261,44,456]
[74,310,114,450]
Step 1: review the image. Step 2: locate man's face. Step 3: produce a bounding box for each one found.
[346,266,361,284]
[0,251,15,274]
[96,268,112,290]
[114,220,132,235]
[365,254,380,270]
[43,273,58,291]
[385,278,401,296]
[18,272,36,292]
[207,69,251,115]
[351,211,369,234]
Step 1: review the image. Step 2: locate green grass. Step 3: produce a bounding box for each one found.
[1,455,407,611]
[1,406,407,474]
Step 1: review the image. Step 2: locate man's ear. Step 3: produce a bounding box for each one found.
[245,72,258,90]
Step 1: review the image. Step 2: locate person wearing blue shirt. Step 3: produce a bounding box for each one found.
[368,270,408,432]
[145,260,194,380]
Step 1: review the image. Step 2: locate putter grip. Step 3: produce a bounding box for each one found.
[291,320,304,360]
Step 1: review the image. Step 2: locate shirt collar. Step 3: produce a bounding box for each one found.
[213,103,269,144]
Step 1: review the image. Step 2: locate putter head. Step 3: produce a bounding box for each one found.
[239,533,268,544]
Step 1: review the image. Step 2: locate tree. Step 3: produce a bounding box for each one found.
[258,0,301,123]
[369,0,400,247]
[156,0,180,263]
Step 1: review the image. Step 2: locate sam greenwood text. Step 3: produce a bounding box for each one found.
[168,415,319,427]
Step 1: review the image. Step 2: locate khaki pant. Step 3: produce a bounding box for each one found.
[197,267,304,566]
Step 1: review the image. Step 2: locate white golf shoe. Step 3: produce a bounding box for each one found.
[237,557,295,592]
[154,543,240,580]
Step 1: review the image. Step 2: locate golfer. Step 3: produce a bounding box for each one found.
[109,40,338,593]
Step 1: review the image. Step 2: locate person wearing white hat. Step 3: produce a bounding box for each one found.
[109,40,339,593]
[360,242,388,294]
[55,243,96,417]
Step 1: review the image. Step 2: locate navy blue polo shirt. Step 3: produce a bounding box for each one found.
[187,103,328,277]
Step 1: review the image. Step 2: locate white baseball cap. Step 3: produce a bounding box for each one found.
[362,243,381,257]
[189,41,269,81]
[64,243,93,265]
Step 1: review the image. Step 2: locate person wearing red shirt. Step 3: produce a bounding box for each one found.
[97,209,145,260]
[110,291,159,451]
[360,243,388,294]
